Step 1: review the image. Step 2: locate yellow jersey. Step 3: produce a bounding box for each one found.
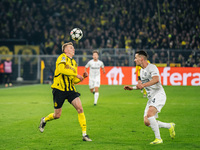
[51,53,81,92]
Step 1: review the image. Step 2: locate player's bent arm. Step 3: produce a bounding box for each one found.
[143,76,159,87]
[84,67,87,73]
[73,76,81,84]
[58,63,77,76]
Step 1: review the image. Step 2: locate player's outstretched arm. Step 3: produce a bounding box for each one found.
[124,85,137,90]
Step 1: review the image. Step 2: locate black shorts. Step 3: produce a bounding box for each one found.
[138,76,141,81]
[52,88,80,109]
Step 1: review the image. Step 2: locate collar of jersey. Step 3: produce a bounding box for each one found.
[63,53,73,60]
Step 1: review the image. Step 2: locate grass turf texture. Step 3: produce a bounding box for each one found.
[0,85,200,150]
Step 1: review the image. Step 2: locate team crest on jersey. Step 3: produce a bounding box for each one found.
[62,57,66,61]
[144,72,147,76]
[60,56,66,62]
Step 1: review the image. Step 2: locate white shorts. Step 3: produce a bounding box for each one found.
[144,92,166,118]
[89,77,100,89]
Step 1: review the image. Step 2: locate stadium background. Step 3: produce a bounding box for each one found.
[0,0,199,86]
[0,1,200,150]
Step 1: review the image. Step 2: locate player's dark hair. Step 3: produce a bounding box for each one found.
[135,50,148,58]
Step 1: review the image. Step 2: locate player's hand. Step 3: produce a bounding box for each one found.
[83,72,88,78]
[136,83,144,89]
[124,85,133,90]
[76,74,84,81]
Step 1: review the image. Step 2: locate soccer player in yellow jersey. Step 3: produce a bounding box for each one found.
[135,60,150,97]
[39,42,92,141]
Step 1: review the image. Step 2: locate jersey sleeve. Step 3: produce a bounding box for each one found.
[73,76,81,84]
[85,60,91,68]
[150,64,160,77]
[57,56,77,76]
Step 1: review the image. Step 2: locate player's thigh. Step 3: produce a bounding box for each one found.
[52,88,66,109]
[149,92,166,113]
[144,102,150,118]
[89,79,95,89]
[71,97,83,113]
[147,106,158,117]
[94,78,100,88]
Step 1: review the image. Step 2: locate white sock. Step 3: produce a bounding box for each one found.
[148,116,161,139]
[82,132,87,136]
[157,120,171,129]
[94,92,99,104]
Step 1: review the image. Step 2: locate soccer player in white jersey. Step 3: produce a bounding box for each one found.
[124,50,175,144]
[85,50,105,106]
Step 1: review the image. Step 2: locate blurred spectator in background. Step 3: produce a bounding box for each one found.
[152,53,160,64]
[4,58,12,87]
[1,0,199,51]
[0,0,199,66]
[0,59,4,85]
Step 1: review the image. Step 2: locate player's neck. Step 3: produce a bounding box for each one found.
[141,61,149,69]
[65,53,73,59]
[93,59,98,62]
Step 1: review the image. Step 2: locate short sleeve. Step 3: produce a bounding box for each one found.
[85,60,91,68]
[150,64,159,77]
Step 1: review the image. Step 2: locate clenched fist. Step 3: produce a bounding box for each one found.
[83,72,88,78]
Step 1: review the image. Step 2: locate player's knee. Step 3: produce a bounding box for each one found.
[144,120,150,126]
[144,117,150,126]
[146,111,155,118]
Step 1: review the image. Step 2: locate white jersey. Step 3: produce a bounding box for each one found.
[140,63,166,99]
[85,59,104,79]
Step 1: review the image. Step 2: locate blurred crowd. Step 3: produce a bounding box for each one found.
[0,0,200,66]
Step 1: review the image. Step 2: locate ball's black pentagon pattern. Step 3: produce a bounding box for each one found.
[70,28,83,41]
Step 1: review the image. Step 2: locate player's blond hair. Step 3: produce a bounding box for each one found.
[62,42,73,52]
[92,50,99,54]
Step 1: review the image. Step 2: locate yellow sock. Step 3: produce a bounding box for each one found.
[143,89,147,95]
[78,112,87,135]
[44,113,54,122]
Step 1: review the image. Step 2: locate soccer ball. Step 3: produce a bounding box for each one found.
[70,28,83,41]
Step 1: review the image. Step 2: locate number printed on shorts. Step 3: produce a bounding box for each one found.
[152,98,156,103]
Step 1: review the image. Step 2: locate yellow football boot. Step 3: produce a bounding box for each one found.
[169,123,175,139]
[150,138,163,144]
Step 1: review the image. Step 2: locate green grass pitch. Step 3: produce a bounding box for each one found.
[0,84,200,150]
